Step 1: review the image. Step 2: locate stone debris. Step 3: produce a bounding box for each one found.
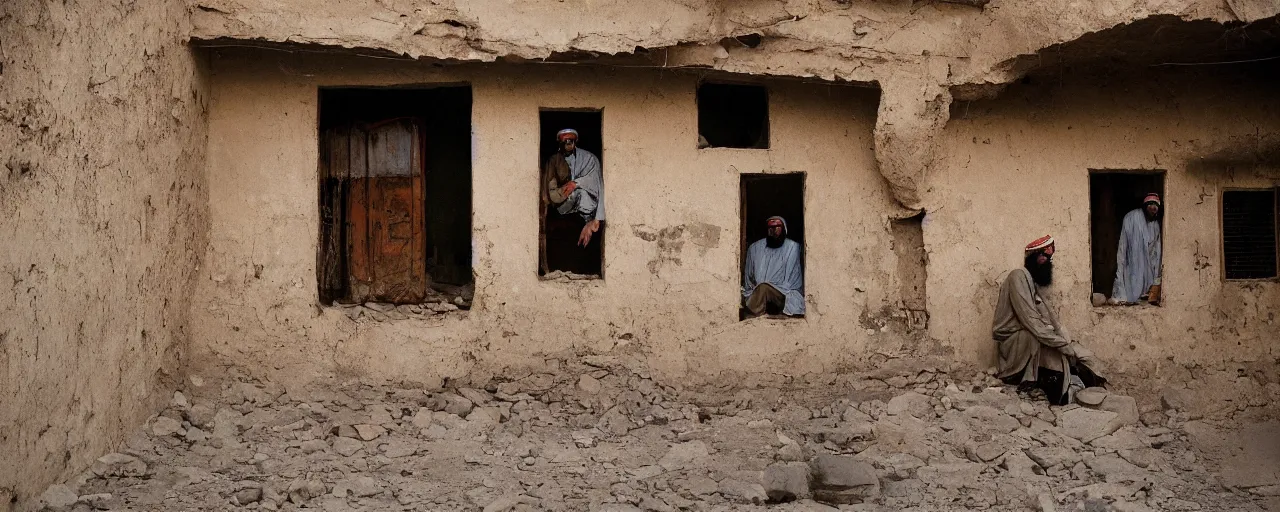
[333,436,363,456]
[1059,406,1121,441]
[334,286,473,321]
[150,415,184,437]
[353,423,386,441]
[234,486,262,505]
[27,361,1271,511]
[810,454,879,504]
[89,453,147,478]
[34,484,77,512]
[763,462,811,502]
[1076,386,1109,405]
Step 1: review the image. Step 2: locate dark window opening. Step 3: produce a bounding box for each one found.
[892,213,929,331]
[1223,189,1278,280]
[1089,171,1164,304]
[698,82,769,149]
[740,173,804,320]
[318,86,473,306]
[539,109,605,279]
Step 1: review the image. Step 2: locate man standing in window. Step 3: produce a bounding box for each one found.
[1111,193,1162,305]
[544,128,605,248]
[742,216,804,317]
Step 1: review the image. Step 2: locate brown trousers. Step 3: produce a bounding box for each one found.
[745,283,786,316]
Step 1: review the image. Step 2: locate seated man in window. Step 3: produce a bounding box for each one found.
[544,128,604,248]
[1110,193,1162,305]
[993,235,1106,405]
[742,216,804,317]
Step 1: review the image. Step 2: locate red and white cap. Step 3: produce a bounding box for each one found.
[1143,193,1161,205]
[1025,235,1054,254]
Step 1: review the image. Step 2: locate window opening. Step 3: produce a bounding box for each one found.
[698,82,769,149]
[318,86,473,307]
[1089,171,1165,306]
[1223,189,1278,280]
[740,173,805,320]
[892,213,929,331]
[539,110,605,279]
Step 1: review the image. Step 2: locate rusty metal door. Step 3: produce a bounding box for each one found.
[324,118,426,303]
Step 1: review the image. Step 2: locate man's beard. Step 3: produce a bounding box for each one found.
[1144,209,1159,221]
[766,234,785,248]
[1025,254,1053,287]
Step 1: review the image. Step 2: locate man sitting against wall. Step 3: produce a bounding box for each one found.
[742,216,805,318]
[544,128,605,247]
[992,235,1106,405]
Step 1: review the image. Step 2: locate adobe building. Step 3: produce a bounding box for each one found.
[3,0,1279,505]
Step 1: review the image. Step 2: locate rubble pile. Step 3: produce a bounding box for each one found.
[28,361,1280,511]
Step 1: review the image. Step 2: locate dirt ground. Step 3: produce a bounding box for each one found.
[26,358,1280,512]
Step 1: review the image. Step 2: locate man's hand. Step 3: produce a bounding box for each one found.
[578,219,601,247]
[560,181,578,197]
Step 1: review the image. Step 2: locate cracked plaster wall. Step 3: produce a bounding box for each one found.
[190,50,933,389]
[929,67,1280,389]
[0,0,209,505]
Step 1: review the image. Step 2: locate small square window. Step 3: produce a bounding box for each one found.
[1222,189,1278,280]
[698,82,769,149]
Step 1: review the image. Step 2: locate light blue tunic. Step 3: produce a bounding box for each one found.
[556,149,605,222]
[1112,208,1162,302]
[742,238,805,315]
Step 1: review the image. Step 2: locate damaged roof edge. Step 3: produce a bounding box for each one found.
[186,0,1277,89]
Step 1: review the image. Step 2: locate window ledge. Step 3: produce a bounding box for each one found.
[326,302,471,322]
[1090,302,1162,312]
[539,271,602,283]
[740,313,806,323]
[698,146,771,151]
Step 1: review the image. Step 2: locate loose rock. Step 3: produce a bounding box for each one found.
[809,454,879,505]
[1059,407,1120,441]
[764,463,811,503]
[333,436,363,456]
[35,484,77,512]
[235,487,263,505]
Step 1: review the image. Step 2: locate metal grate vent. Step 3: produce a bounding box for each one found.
[1223,189,1278,280]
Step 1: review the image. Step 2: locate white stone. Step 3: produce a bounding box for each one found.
[333,436,363,456]
[1059,407,1120,441]
[1075,387,1108,406]
[151,416,184,437]
[353,423,385,441]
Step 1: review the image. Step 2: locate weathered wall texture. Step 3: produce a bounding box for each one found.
[0,0,208,504]
[191,50,939,388]
[195,49,1280,398]
[188,0,1280,211]
[929,67,1280,390]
